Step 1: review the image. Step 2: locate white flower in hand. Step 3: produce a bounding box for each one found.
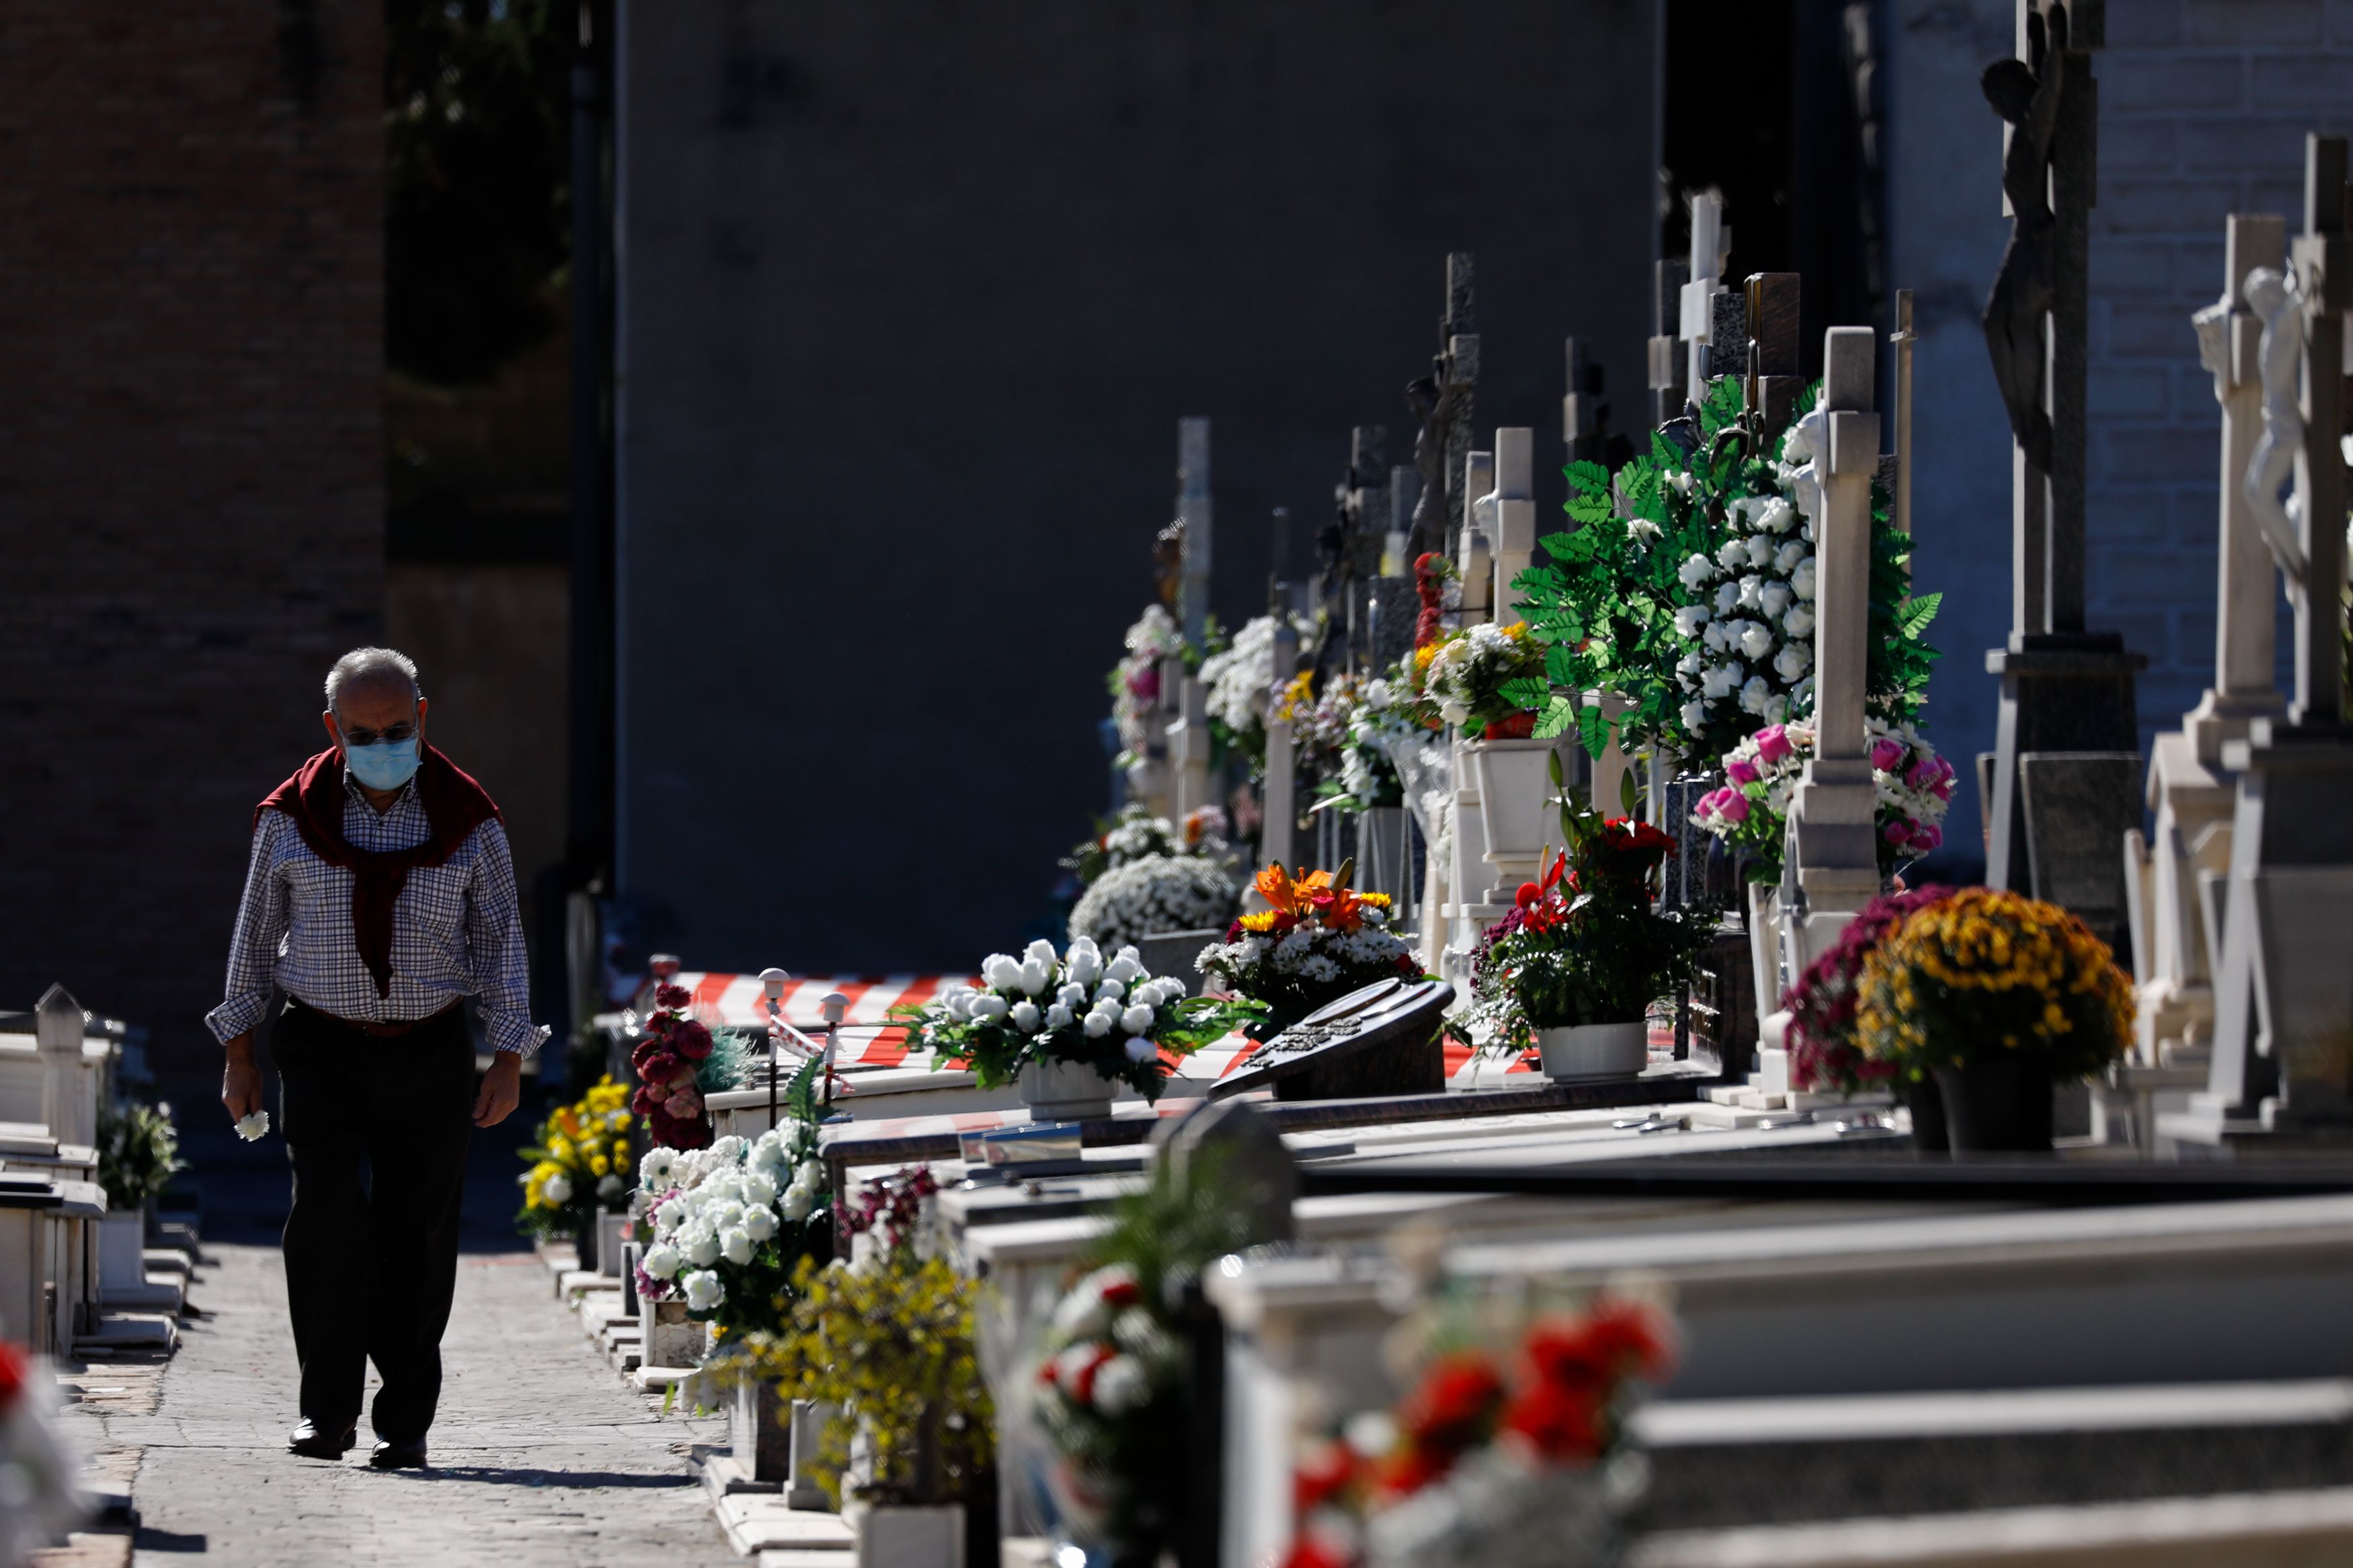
[235,1110,271,1142]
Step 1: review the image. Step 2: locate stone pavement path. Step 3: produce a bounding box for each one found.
[106,1242,740,1567]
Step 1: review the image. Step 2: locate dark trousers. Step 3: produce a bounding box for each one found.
[275,998,475,1443]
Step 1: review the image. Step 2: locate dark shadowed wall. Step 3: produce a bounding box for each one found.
[0,3,383,1067]
[614,0,1660,974]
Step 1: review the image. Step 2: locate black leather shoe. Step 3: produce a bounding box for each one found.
[368,1438,428,1470]
[288,1419,356,1458]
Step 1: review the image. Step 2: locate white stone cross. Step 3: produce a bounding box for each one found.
[1488,429,1536,626]
[1782,327,1882,964]
[1679,192,1729,412]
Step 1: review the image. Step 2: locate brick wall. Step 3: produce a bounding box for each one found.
[2088,0,2353,737]
[0,6,384,1067]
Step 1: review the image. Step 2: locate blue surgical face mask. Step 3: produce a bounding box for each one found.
[342,733,421,792]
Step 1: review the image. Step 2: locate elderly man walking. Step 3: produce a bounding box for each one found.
[208,647,545,1469]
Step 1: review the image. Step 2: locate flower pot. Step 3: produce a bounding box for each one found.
[596,1210,629,1278]
[97,1210,146,1294]
[1019,1059,1118,1122]
[1535,1020,1650,1082]
[732,1376,793,1484]
[1932,1058,2055,1153]
[787,1399,838,1510]
[856,1503,965,1568]
[1902,1076,1950,1155]
[1464,737,1570,901]
[646,1298,705,1368]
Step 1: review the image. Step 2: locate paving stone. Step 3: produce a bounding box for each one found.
[114,1243,737,1567]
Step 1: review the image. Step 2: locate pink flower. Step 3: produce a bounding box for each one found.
[1755,725,1793,764]
[1883,818,1913,845]
[1705,788,1749,825]
[1128,667,1160,702]
[1724,757,1761,785]
[1870,737,1906,772]
[1932,777,1954,802]
[1908,823,1943,852]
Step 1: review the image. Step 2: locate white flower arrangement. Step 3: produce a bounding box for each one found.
[1417,620,1546,733]
[633,1106,829,1329]
[1068,852,1238,954]
[1667,468,1817,752]
[1197,612,1314,740]
[893,935,1257,1101]
[1689,715,1956,881]
[1109,602,1190,764]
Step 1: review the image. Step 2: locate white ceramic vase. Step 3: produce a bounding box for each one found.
[1019,1058,1118,1122]
[1464,737,1569,899]
[1535,1020,1649,1082]
[856,1503,965,1568]
[1747,882,1785,1016]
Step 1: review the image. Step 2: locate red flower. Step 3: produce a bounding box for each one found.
[1069,1345,1115,1404]
[1100,1278,1143,1309]
[654,983,693,1010]
[1515,882,1542,910]
[1278,1533,1355,1568]
[1523,1301,1674,1392]
[671,1019,715,1061]
[0,1339,24,1417]
[1293,1439,1358,1513]
[637,1048,681,1085]
[1395,1352,1505,1455]
[1482,712,1537,741]
[1373,1443,1453,1497]
[1499,1378,1603,1462]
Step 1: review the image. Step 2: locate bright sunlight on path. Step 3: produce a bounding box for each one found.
[109,1242,736,1567]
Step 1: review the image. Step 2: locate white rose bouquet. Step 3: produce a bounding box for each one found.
[1197,611,1316,770]
[890,937,1261,1102]
[634,1059,833,1337]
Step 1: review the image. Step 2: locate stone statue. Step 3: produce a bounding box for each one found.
[2240,265,2311,589]
[1404,360,1452,559]
[1980,44,2062,475]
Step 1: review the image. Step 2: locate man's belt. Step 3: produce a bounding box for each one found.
[290,997,463,1038]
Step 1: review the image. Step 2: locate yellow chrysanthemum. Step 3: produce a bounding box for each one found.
[1238,909,1284,933]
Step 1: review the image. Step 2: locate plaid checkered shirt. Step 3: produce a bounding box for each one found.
[204,769,549,1056]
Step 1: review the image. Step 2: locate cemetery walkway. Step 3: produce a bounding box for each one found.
[109,1242,737,1567]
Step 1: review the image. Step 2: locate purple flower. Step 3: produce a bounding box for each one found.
[1908,823,1943,852]
[1883,818,1913,845]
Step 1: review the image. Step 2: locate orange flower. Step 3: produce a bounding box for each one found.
[1253,863,1333,917]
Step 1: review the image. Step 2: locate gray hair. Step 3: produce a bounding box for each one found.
[325,647,422,712]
